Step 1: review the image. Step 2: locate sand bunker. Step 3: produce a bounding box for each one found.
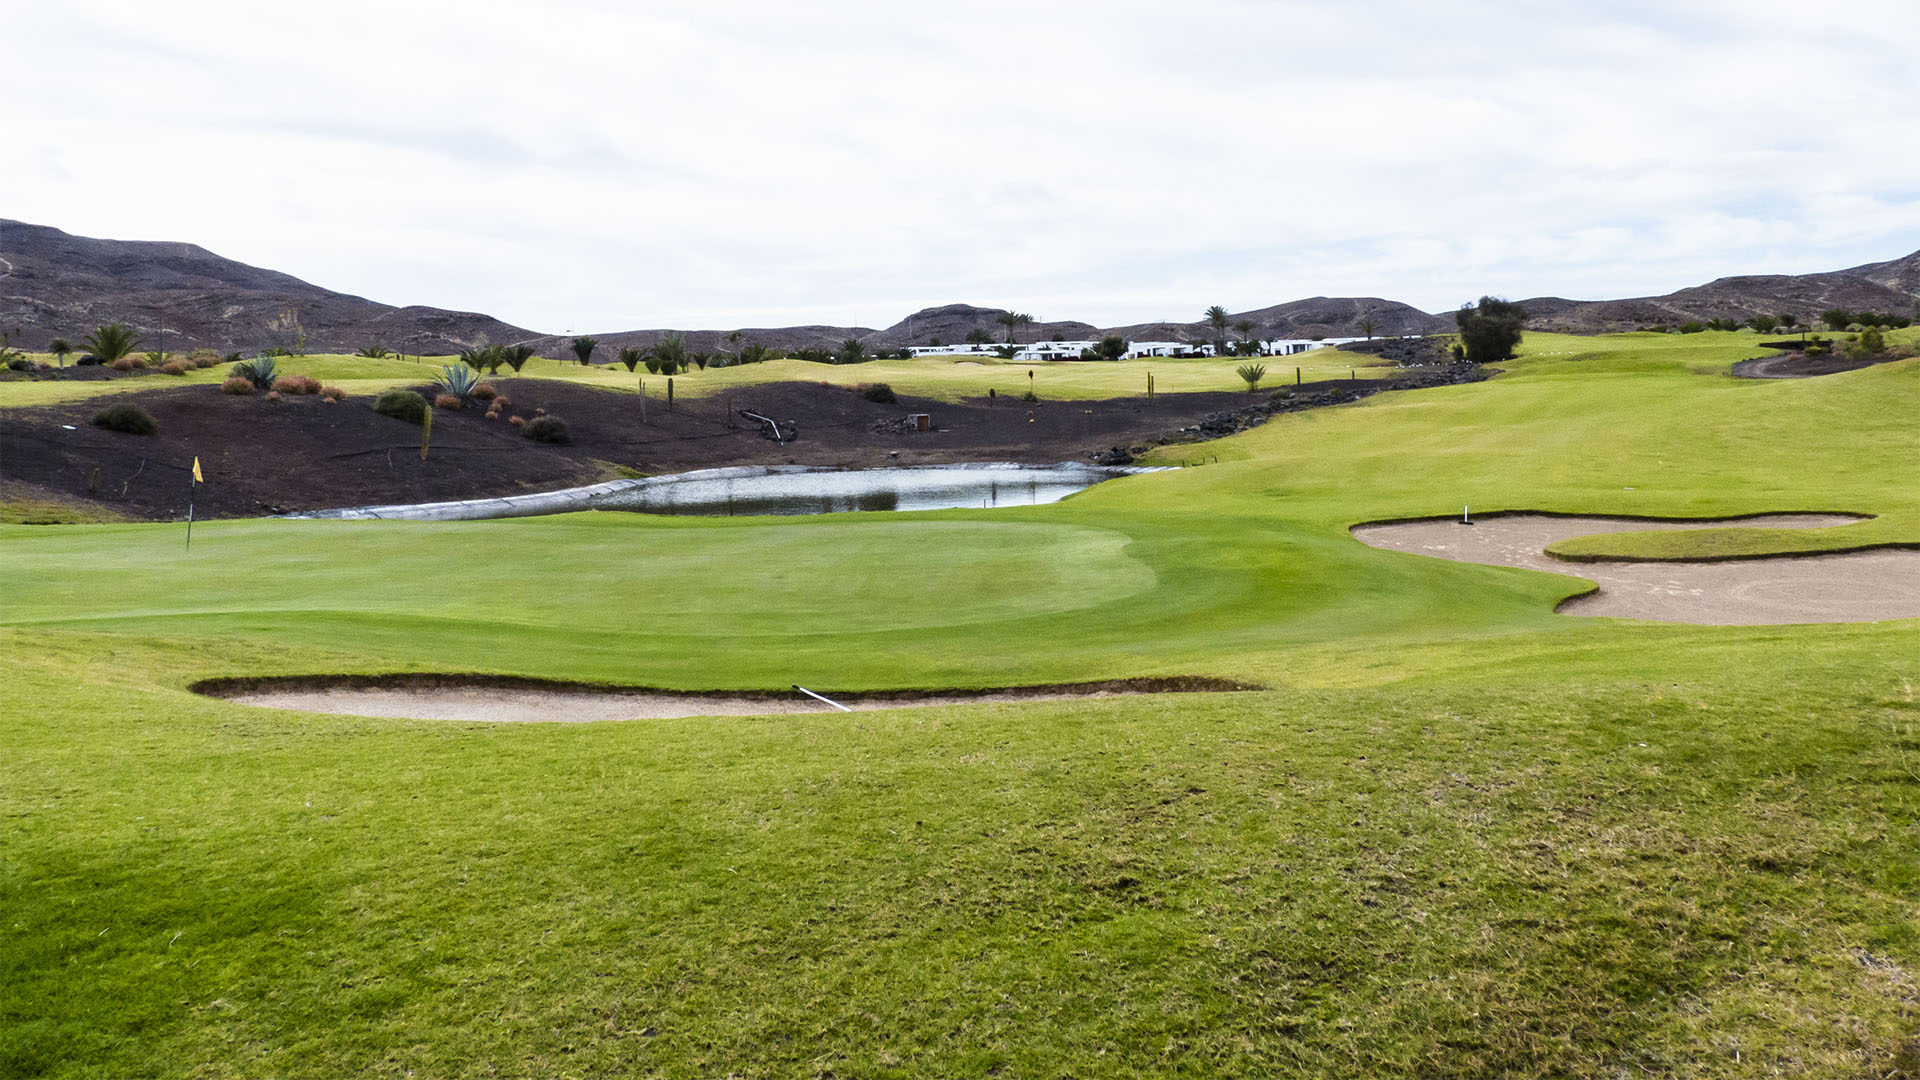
[198,675,1252,724]
[1351,513,1920,625]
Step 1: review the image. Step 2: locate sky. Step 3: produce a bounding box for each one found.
[7,0,1920,333]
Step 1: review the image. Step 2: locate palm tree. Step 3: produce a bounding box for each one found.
[654,332,688,374]
[83,322,141,363]
[995,312,1020,344]
[1014,313,1034,342]
[1204,305,1230,354]
[617,346,646,372]
[502,345,538,373]
[1233,319,1256,355]
[1235,363,1267,391]
[1356,315,1378,340]
[570,335,599,366]
[48,337,72,367]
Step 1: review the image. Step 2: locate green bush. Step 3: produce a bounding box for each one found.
[371,389,428,424]
[859,383,897,403]
[523,415,570,444]
[91,402,156,435]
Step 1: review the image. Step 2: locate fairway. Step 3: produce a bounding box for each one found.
[0,348,1382,408]
[6,332,1920,1077]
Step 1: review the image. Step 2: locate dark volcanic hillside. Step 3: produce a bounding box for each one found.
[1524,249,1920,331]
[8,217,1919,349]
[0,220,536,355]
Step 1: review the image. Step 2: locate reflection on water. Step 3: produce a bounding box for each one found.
[591,464,1135,517]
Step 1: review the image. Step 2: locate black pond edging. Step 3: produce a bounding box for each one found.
[190,673,1263,702]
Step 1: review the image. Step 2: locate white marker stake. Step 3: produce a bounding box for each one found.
[793,685,853,712]
[1463,504,1471,524]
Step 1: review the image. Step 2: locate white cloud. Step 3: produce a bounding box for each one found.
[5,0,1919,331]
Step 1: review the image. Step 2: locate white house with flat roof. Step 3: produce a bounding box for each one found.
[904,335,1378,361]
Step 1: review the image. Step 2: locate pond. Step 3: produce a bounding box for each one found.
[286,463,1158,522]
[586,463,1147,517]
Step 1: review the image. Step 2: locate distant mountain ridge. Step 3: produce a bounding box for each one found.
[4,219,1917,354]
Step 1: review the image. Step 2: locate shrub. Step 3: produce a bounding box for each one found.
[1454,296,1526,363]
[110,357,137,371]
[319,385,346,401]
[1236,363,1267,391]
[1021,389,1039,403]
[523,415,570,443]
[231,356,279,388]
[1844,327,1888,361]
[272,374,321,395]
[189,349,223,368]
[473,381,498,401]
[221,376,255,395]
[372,388,428,424]
[434,393,462,410]
[91,402,156,435]
[508,415,526,428]
[356,345,392,358]
[859,382,897,403]
[1678,321,1705,334]
[485,407,501,419]
[161,361,189,376]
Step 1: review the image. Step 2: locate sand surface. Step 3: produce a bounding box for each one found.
[230,686,1150,724]
[1351,514,1920,625]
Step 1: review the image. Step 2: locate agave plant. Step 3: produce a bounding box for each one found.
[1236,363,1267,391]
[231,355,280,388]
[83,322,142,363]
[433,364,481,400]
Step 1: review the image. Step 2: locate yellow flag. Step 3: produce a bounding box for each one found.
[191,457,203,484]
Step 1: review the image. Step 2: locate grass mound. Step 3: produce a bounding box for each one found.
[89,401,155,435]
[372,388,428,424]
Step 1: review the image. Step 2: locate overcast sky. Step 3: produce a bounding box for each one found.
[8,0,1920,332]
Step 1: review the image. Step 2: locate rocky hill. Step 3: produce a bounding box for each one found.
[1524,250,1920,331]
[7,218,1919,353]
[0,219,534,355]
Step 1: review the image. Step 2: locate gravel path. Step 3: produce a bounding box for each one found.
[1351,514,1920,625]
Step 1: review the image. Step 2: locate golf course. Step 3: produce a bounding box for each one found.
[4,330,1918,1077]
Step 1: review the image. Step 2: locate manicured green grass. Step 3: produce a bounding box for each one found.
[503,350,1389,404]
[0,354,439,407]
[5,330,1920,1077]
[1,349,1383,409]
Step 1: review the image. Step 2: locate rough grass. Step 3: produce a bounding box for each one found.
[5,330,1920,1076]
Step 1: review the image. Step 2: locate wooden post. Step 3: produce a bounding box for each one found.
[420,407,433,461]
[668,377,674,411]
[1295,367,1301,385]
[726,395,734,428]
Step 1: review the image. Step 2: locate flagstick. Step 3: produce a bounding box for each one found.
[185,498,194,551]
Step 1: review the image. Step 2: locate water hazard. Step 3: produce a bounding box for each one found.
[284,463,1155,521]
[586,463,1143,517]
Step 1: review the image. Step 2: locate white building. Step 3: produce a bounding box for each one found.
[905,335,1376,361]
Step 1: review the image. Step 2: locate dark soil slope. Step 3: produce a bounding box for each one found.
[2,379,1298,520]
